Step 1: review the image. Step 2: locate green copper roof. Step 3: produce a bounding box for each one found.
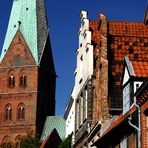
[0,0,48,64]
[41,116,66,142]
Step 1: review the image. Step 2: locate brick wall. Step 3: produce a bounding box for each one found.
[92,13,111,127]
[141,102,148,148]
[0,31,38,144]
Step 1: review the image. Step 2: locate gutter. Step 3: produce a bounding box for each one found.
[128,99,141,148]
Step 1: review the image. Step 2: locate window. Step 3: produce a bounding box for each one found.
[79,97,82,127]
[8,76,15,87]
[120,137,127,148]
[17,105,25,120]
[76,99,79,130]
[123,83,130,114]
[2,136,12,148]
[80,94,83,125]
[83,86,88,120]
[8,69,16,88]
[19,69,27,88]
[15,136,21,148]
[20,75,27,87]
[5,106,12,121]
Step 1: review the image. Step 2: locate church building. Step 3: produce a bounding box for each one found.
[0,0,56,145]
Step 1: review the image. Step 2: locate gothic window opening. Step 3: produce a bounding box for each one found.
[5,106,12,121]
[15,136,22,148]
[17,105,25,120]
[8,76,15,88]
[2,136,12,148]
[20,75,27,87]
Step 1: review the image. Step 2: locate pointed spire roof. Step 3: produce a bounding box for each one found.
[144,5,148,24]
[0,0,48,64]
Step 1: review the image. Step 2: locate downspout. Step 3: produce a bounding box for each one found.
[128,100,141,148]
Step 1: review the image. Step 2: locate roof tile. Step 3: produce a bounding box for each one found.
[108,21,148,108]
[131,61,148,77]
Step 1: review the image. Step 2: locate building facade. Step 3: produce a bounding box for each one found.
[0,0,56,145]
[93,58,148,148]
[73,6,148,147]
[73,11,94,148]
[64,87,76,145]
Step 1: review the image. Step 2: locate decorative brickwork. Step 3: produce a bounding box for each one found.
[0,32,38,142]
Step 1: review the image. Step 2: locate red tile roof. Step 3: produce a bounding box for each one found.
[89,19,148,109]
[131,61,148,77]
[108,21,148,109]
[109,22,148,37]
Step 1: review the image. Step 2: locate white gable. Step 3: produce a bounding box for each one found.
[122,67,130,86]
[74,11,93,96]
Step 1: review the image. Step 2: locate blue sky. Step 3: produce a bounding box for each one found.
[0,0,147,115]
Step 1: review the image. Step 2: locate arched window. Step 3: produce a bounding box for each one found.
[8,69,16,88]
[20,75,27,87]
[5,105,12,121]
[8,76,15,87]
[15,135,22,148]
[17,104,25,120]
[2,136,12,148]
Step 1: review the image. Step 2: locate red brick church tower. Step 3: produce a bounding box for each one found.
[0,0,56,145]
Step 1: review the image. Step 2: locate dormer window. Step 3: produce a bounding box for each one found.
[8,76,15,88]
